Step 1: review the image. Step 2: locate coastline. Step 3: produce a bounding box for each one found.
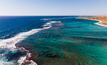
[94,20,107,27]
[79,17,107,27]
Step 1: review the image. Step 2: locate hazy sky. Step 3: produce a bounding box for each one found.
[0,0,107,16]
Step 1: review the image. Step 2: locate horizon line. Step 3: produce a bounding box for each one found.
[0,15,107,16]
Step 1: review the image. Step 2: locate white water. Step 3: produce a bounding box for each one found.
[0,21,60,65]
[95,20,107,27]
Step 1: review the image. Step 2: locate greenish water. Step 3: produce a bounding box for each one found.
[19,18,107,65]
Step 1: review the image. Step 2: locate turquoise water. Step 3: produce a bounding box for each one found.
[1,16,107,65]
[19,17,107,65]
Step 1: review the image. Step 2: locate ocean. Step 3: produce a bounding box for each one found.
[0,16,107,65]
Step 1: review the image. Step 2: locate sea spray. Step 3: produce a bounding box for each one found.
[0,21,61,65]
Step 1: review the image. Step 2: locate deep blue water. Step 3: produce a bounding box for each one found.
[0,16,47,39]
[1,16,107,65]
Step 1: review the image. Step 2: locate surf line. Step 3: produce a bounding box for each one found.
[0,21,60,65]
[94,20,107,27]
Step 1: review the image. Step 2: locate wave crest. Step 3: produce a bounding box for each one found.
[0,21,61,65]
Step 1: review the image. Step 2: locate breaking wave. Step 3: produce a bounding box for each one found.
[0,21,61,65]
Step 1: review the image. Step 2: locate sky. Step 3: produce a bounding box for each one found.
[0,0,107,16]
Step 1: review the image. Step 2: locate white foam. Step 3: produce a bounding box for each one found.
[0,56,15,65]
[0,29,42,49]
[18,57,37,65]
[18,55,26,65]
[43,21,61,27]
[0,23,52,49]
[28,60,37,65]
[0,21,60,65]
[0,61,15,65]
[94,20,107,27]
